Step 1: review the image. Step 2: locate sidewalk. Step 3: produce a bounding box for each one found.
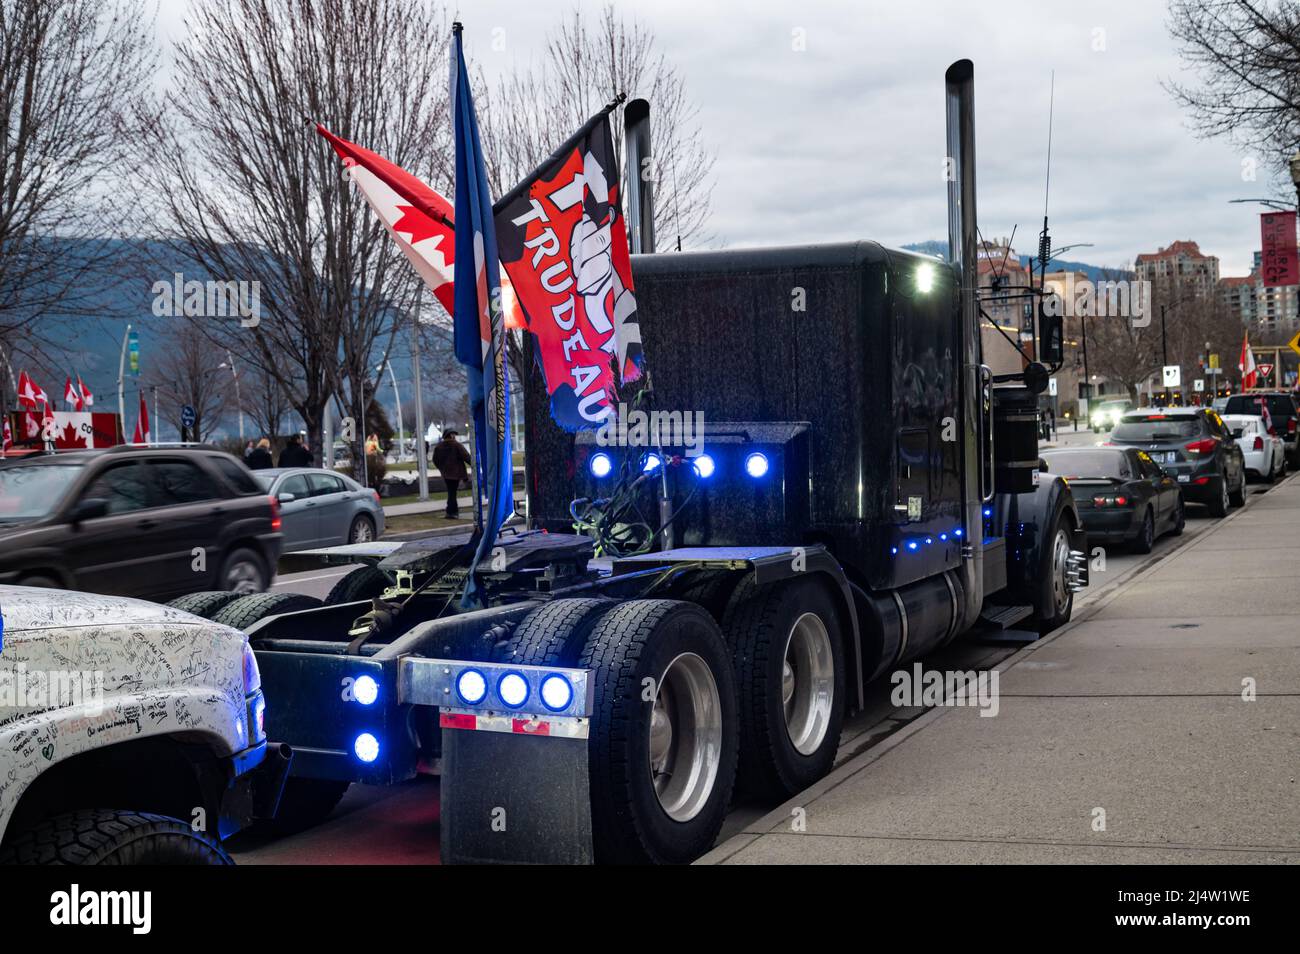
[702,474,1300,864]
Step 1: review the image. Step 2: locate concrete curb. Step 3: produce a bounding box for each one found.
[697,471,1295,864]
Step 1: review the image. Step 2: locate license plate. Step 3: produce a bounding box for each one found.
[1177,474,1190,483]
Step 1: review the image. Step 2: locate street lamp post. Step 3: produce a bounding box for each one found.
[379,361,404,462]
[218,352,243,442]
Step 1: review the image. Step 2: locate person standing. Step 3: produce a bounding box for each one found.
[278,433,312,467]
[432,430,471,518]
[247,438,274,470]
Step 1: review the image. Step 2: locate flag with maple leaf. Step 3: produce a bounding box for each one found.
[132,392,150,444]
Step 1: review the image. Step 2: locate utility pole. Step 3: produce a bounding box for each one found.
[411,294,429,501]
[1160,302,1170,407]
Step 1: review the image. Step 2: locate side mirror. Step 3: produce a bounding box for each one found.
[278,492,296,503]
[69,497,109,524]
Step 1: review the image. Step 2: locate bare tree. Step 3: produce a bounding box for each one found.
[143,329,233,442]
[134,0,452,466]
[241,361,293,447]
[1083,268,1164,400]
[1167,0,1300,187]
[0,0,155,361]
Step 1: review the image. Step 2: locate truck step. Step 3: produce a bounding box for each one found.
[977,603,1033,630]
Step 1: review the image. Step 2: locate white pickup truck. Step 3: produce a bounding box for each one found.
[0,585,290,864]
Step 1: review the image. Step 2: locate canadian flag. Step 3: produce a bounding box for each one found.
[16,370,48,409]
[1239,332,1257,390]
[132,392,150,444]
[64,376,85,411]
[77,375,93,407]
[2,417,10,452]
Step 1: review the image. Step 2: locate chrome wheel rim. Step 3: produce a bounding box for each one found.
[351,518,373,543]
[226,560,261,594]
[649,652,722,822]
[782,612,835,756]
[1050,528,1071,613]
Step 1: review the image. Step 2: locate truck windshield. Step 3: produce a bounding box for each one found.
[0,464,82,521]
[1112,417,1201,442]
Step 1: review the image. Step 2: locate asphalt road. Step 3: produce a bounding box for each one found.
[234,428,1270,865]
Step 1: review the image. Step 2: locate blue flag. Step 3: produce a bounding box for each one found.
[450,22,512,608]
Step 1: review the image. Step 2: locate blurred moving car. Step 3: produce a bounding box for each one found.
[252,467,385,550]
[1090,399,1132,432]
[1042,447,1184,553]
[0,446,281,598]
[1222,413,1286,483]
[1221,391,1300,467]
[1108,407,1246,518]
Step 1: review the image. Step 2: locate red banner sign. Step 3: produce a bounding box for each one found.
[1260,211,1298,287]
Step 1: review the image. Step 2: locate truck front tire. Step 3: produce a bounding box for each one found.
[580,599,738,864]
[0,809,232,865]
[1036,508,1079,634]
[722,577,845,799]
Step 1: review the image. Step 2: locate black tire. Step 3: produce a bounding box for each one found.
[324,565,393,606]
[1171,496,1186,536]
[1207,476,1229,517]
[166,590,243,620]
[720,576,845,800]
[1228,470,1247,508]
[1035,505,1078,634]
[580,599,738,865]
[1131,508,1155,554]
[0,809,232,865]
[494,597,615,666]
[212,592,323,631]
[256,779,350,837]
[348,514,376,544]
[219,546,269,594]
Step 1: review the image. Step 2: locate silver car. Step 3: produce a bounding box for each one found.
[252,468,385,551]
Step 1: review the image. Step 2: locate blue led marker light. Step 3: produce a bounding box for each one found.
[745,452,770,478]
[497,671,530,708]
[589,452,613,478]
[642,452,661,473]
[693,454,716,478]
[539,674,574,712]
[353,674,379,706]
[354,732,380,763]
[456,668,488,705]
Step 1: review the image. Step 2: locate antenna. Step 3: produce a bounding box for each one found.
[1043,71,1055,220]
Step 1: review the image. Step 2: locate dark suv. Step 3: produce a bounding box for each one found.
[0,446,282,599]
[1222,391,1300,467]
[1109,407,1246,517]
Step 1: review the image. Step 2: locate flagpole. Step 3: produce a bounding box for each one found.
[117,323,132,442]
[412,293,429,501]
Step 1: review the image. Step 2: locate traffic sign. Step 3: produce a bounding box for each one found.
[1289,330,1300,358]
[1257,363,1274,382]
[181,404,196,429]
[1162,365,1181,387]
[1194,379,1204,393]
[1048,377,1058,396]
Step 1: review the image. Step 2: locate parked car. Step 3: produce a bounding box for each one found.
[1221,391,1300,467]
[1222,413,1286,483]
[0,446,281,599]
[0,585,290,863]
[1042,446,1184,553]
[251,467,385,550]
[1089,399,1133,432]
[1108,407,1247,517]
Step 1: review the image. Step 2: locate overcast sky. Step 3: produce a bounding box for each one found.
[160,0,1285,276]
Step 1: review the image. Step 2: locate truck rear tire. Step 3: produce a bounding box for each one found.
[324,565,393,605]
[721,577,845,799]
[166,590,242,620]
[212,592,323,631]
[494,597,615,666]
[0,809,232,865]
[580,599,738,864]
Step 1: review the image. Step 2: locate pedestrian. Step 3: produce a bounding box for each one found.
[277,433,312,468]
[244,440,254,458]
[432,430,471,518]
[246,437,274,470]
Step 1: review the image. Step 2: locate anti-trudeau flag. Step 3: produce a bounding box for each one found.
[494,105,644,431]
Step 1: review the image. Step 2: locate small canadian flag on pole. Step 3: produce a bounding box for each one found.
[77,375,94,407]
[2,417,11,452]
[64,376,85,411]
[132,391,150,444]
[16,370,48,409]
[1238,332,1257,389]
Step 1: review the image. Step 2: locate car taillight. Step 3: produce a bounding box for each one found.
[1184,438,1217,456]
[1289,418,1297,434]
[268,494,281,531]
[1254,435,1265,451]
[1092,495,1130,508]
[372,489,381,506]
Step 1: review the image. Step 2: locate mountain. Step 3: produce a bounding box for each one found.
[901,240,1127,282]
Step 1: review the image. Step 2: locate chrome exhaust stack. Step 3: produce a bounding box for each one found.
[623,98,655,254]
